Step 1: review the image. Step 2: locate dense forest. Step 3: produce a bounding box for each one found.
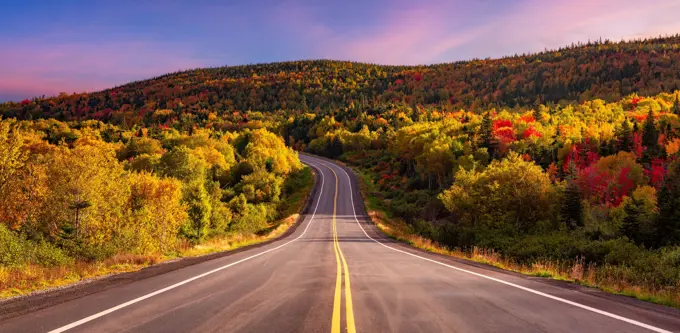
[2,35,680,303]
[0,118,303,270]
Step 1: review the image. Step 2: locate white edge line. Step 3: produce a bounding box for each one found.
[49,162,325,333]
[315,159,672,333]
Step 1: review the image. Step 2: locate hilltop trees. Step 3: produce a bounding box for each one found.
[6,36,680,128]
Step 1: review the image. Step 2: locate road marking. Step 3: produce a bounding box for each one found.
[48,164,325,333]
[330,167,357,333]
[322,162,357,333]
[331,177,342,333]
[317,159,673,333]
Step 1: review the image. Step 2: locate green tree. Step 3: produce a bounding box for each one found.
[158,147,207,182]
[479,112,493,150]
[617,120,633,152]
[182,181,212,241]
[657,160,680,246]
[438,153,558,232]
[642,109,661,159]
[620,186,657,246]
[672,94,680,116]
[562,161,583,230]
[328,135,343,158]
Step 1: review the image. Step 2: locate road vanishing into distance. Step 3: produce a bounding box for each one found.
[1,154,680,333]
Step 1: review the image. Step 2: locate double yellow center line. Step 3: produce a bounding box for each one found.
[329,167,356,333]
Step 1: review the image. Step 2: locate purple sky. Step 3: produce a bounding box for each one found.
[1,0,679,102]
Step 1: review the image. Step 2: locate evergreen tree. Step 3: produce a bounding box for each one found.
[673,94,680,116]
[479,112,492,148]
[657,161,680,246]
[561,161,583,230]
[478,112,496,157]
[642,109,658,147]
[642,109,661,160]
[328,135,343,158]
[621,197,642,244]
[533,106,546,124]
[617,120,633,152]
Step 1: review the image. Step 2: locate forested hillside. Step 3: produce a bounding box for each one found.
[3,36,680,124]
[2,35,680,305]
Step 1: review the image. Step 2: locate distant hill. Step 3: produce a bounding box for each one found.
[3,35,680,124]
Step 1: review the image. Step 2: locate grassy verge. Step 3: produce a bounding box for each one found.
[355,168,680,308]
[0,167,315,300]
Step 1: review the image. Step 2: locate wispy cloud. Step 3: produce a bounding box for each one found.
[0,40,204,100]
[276,0,496,65]
[2,0,680,101]
[284,0,680,64]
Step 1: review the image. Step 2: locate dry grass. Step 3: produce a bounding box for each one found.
[0,255,159,299]
[181,214,299,257]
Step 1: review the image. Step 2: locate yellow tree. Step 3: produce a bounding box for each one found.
[43,142,130,250]
[243,129,301,175]
[128,172,187,254]
[0,121,49,231]
[0,120,26,196]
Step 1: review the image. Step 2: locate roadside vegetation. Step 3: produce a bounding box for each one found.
[2,36,680,306]
[357,169,680,308]
[0,119,312,298]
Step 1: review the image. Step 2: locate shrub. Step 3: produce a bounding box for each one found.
[0,225,72,267]
[0,225,27,267]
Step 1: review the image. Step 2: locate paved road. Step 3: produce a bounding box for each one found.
[1,154,679,333]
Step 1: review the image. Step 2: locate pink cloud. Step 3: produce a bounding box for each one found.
[0,40,204,99]
[282,0,680,65]
[276,2,486,65]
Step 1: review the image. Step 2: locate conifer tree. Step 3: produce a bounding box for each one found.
[672,94,680,116]
[657,161,680,246]
[621,197,642,244]
[642,109,662,161]
[562,161,583,229]
[618,120,633,152]
[642,109,659,148]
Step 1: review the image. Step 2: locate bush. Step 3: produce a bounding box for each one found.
[439,153,559,232]
[505,233,585,263]
[230,204,268,234]
[0,225,27,267]
[32,241,73,267]
[0,225,72,267]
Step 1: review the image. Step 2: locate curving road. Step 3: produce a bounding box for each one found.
[1,154,679,333]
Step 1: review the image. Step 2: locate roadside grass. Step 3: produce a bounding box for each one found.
[355,169,680,309]
[0,167,315,300]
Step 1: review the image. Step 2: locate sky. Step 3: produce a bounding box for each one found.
[1,0,680,102]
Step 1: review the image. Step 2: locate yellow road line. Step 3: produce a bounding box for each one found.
[338,233,356,333]
[329,166,357,333]
[332,192,342,333]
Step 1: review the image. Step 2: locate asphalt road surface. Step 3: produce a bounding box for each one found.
[1,154,679,333]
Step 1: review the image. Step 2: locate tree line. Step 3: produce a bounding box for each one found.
[0,118,302,266]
